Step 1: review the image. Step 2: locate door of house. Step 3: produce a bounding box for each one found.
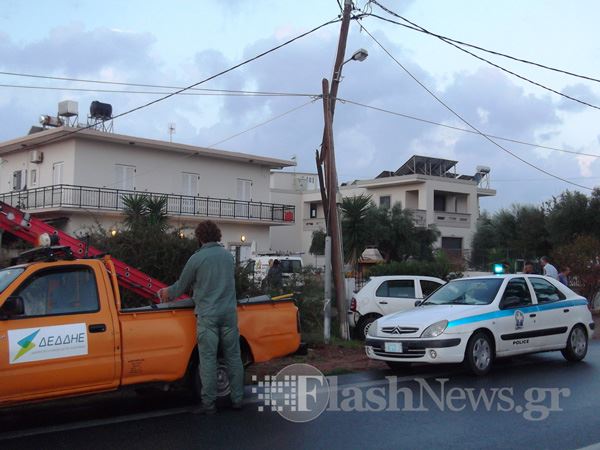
[181,172,200,214]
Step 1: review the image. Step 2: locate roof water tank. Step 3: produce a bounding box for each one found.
[58,100,78,117]
[90,101,113,120]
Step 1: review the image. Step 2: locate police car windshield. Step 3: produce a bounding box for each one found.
[422,278,503,305]
[0,267,25,294]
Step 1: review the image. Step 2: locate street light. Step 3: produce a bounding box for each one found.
[333,48,369,82]
[348,48,368,63]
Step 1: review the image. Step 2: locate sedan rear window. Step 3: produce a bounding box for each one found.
[423,278,503,305]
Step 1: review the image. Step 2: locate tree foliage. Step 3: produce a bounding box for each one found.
[340,197,439,264]
[554,235,600,303]
[309,230,326,256]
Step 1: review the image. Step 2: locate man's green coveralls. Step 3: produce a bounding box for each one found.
[167,242,244,408]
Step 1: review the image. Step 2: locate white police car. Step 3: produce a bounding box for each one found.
[365,275,594,375]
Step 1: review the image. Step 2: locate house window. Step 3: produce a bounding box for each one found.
[30,169,38,187]
[182,172,200,196]
[310,203,318,218]
[379,195,391,209]
[236,179,252,201]
[52,162,64,185]
[12,170,26,191]
[434,193,446,211]
[115,164,136,191]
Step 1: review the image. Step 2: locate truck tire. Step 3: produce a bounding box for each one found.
[356,315,380,341]
[193,359,232,402]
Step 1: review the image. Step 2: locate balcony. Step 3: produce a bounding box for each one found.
[0,185,295,224]
[407,209,427,227]
[433,211,471,228]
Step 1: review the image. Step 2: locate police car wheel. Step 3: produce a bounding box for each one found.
[561,324,588,362]
[357,315,380,340]
[465,331,493,376]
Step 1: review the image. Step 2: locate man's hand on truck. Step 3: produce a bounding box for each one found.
[157,288,170,303]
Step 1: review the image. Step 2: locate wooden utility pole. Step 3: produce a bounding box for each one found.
[316,0,353,340]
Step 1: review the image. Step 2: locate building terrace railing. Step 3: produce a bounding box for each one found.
[0,185,295,223]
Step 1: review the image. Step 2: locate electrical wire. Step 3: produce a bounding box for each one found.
[15,16,342,152]
[358,23,595,191]
[337,97,600,159]
[364,1,600,84]
[0,83,317,98]
[0,74,317,97]
[366,2,600,111]
[99,98,319,190]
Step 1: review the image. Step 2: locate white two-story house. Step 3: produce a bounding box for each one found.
[0,122,296,258]
[270,155,496,266]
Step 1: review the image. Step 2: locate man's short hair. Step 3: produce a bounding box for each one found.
[540,256,549,263]
[195,220,222,244]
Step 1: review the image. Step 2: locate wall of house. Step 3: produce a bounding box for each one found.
[60,211,273,256]
[72,140,272,201]
[0,141,76,192]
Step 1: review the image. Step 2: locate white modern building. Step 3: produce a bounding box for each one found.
[0,116,296,258]
[270,155,496,266]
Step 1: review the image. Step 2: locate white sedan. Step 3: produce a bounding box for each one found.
[349,275,445,340]
[365,275,594,375]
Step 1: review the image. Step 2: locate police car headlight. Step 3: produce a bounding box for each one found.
[366,320,378,337]
[420,320,448,338]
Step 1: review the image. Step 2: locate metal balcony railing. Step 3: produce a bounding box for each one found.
[0,185,295,223]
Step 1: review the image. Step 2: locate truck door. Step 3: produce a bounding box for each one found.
[0,264,116,402]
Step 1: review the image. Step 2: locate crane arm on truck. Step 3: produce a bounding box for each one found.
[0,202,184,303]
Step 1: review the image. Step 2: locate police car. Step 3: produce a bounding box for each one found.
[365,275,594,375]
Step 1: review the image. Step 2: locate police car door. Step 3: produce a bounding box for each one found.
[495,278,539,355]
[527,276,570,349]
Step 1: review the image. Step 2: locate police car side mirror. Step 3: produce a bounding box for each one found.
[0,296,25,319]
[414,300,422,307]
[499,296,520,310]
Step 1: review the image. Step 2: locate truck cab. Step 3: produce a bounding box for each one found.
[0,249,301,406]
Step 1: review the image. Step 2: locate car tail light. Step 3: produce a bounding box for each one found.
[350,297,357,311]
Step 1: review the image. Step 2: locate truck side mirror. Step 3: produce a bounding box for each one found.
[1,296,25,319]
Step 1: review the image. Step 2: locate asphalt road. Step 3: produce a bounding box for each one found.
[3,343,600,450]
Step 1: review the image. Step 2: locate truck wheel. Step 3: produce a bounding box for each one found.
[464,331,494,376]
[193,359,232,401]
[561,324,588,362]
[357,315,380,340]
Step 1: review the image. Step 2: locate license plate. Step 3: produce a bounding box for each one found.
[384,342,403,353]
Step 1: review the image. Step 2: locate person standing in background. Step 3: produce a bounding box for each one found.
[540,256,559,280]
[558,266,571,286]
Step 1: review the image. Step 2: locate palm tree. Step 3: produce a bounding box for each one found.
[341,194,373,264]
[122,194,149,232]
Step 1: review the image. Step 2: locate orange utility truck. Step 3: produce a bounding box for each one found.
[0,203,301,406]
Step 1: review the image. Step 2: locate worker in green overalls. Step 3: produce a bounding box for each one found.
[158,220,244,414]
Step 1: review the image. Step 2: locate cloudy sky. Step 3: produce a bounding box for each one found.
[1,0,599,211]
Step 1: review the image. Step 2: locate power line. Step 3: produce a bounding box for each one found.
[364,1,600,84]
[338,97,600,159]
[16,16,342,152]
[100,98,318,190]
[366,1,600,112]
[0,83,317,98]
[358,23,595,191]
[493,176,600,183]
[0,73,317,97]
